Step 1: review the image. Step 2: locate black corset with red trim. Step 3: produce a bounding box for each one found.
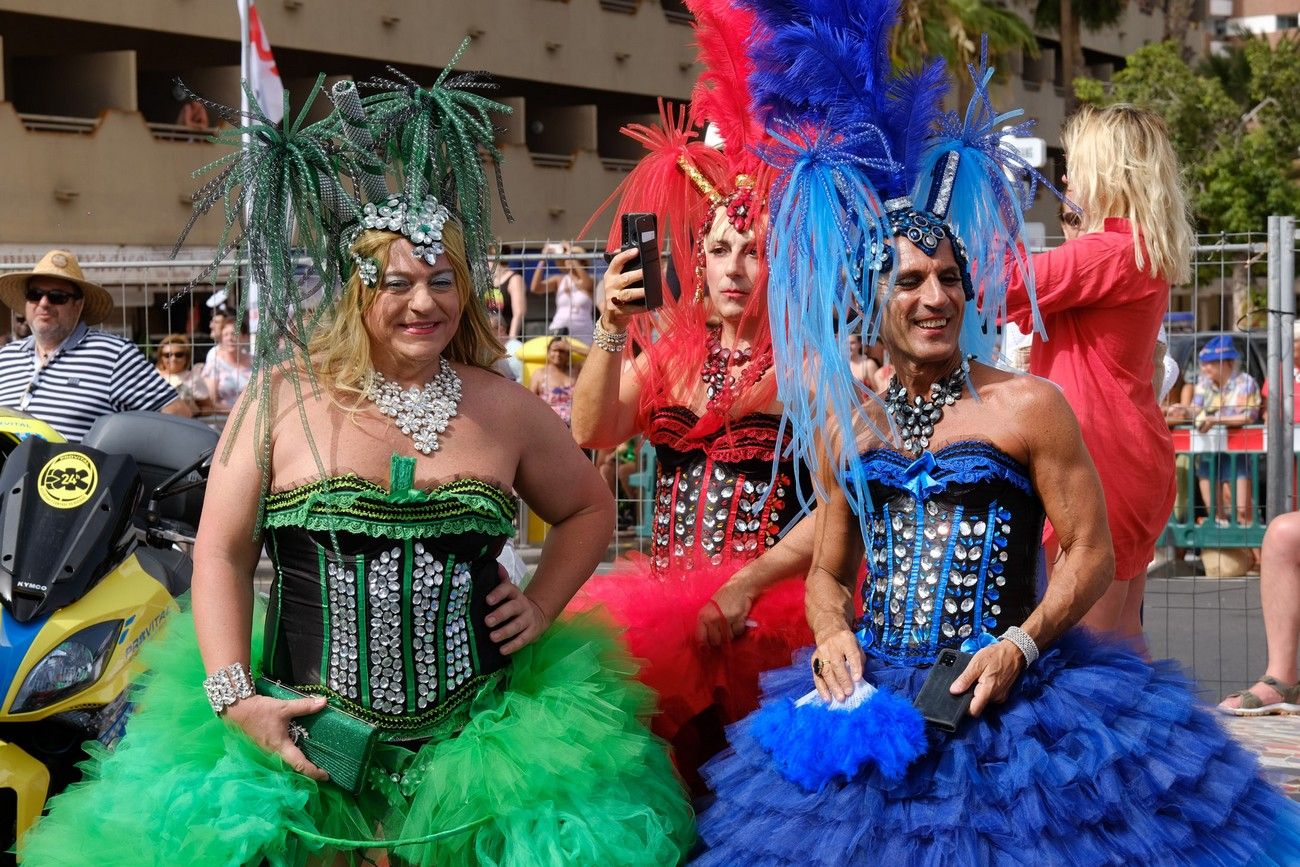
[644,406,808,574]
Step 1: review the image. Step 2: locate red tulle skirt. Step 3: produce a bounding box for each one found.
[568,554,811,783]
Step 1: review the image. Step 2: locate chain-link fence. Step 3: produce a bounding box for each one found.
[3,219,1297,701]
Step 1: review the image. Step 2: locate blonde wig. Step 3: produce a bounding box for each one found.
[1062,104,1193,284]
[308,219,505,404]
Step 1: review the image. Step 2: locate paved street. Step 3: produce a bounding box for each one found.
[1146,575,1300,799]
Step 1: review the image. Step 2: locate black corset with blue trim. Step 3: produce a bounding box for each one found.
[853,441,1043,665]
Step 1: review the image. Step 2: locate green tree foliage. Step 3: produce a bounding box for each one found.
[1032,0,1126,31]
[1033,0,1126,111]
[892,0,1038,81]
[1075,37,1300,234]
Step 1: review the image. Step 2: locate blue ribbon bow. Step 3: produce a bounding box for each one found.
[901,452,945,501]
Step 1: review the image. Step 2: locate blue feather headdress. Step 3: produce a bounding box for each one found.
[743,0,1051,520]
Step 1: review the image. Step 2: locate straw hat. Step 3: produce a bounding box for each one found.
[0,250,113,326]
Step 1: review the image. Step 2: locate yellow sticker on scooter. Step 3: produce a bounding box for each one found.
[37,452,98,509]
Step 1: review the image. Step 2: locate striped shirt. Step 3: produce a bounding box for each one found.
[0,323,179,441]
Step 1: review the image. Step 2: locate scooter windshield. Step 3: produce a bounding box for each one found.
[0,438,141,623]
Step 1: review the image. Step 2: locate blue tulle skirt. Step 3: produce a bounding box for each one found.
[694,632,1300,866]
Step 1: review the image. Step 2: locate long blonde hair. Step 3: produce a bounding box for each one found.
[1062,103,1193,284]
[307,219,505,403]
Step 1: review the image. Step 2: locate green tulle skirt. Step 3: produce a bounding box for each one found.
[19,608,694,866]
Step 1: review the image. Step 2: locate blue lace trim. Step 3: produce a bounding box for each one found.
[854,440,1032,497]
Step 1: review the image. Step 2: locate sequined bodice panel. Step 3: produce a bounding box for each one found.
[261,461,517,739]
[645,406,808,574]
[854,442,1043,665]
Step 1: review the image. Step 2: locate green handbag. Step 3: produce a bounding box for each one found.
[255,678,379,795]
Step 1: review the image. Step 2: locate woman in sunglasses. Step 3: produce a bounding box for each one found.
[154,334,214,416]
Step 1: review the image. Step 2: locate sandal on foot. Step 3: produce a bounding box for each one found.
[1218,675,1300,717]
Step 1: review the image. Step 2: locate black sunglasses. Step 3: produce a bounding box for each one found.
[159,350,189,359]
[26,287,82,305]
[1059,210,1082,229]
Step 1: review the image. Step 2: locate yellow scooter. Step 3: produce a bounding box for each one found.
[0,410,215,858]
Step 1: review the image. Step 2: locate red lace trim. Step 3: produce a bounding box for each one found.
[647,406,783,460]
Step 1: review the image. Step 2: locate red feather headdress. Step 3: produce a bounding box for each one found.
[581,0,776,436]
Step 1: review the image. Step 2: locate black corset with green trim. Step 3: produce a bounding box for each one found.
[261,456,517,741]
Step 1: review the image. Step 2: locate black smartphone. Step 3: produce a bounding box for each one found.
[619,212,664,311]
[913,648,975,731]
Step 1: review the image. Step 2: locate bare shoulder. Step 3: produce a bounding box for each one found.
[976,365,1082,459]
[977,365,1069,418]
[455,362,547,424]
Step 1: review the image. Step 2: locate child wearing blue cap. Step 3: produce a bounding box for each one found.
[1190,335,1261,527]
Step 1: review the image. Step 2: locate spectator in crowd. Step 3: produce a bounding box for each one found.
[0,249,189,440]
[173,81,210,130]
[530,335,580,425]
[1005,104,1193,650]
[154,333,213,415]
[487,311,522,382]
[1184,336,1261,527]
[203,307,230,368]
[176,99,210,130]
[531,242,595,347]
[847,332,890,391]
[489,245,528,340]
[203,317,253,413]
[1219,510,1300,715]
[11,313,29,341]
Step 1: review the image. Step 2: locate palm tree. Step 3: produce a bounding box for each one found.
[893,0,1038,103]
[1033,0,1126,111]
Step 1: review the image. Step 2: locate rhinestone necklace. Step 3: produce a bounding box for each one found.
[883,357,970,453]
[364,357,462,455]
[701,328,772,415]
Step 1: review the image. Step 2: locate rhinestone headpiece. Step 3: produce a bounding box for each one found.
[351,194,452,287]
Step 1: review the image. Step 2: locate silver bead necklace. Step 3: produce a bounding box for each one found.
[364,357,462,455]
[883,357,970,453]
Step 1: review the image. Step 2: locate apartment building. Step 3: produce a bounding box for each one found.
[0,0,1197,329]
[1206,0,1300,52]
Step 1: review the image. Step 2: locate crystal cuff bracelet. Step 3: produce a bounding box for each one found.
[999,626,1039,666]
[592,319,628,353]
[203,662,254,715]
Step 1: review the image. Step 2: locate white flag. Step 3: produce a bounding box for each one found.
[247,1,284,123]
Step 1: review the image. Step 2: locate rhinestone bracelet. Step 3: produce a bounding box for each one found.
[203,662,254,715]
[592,319,628,353]
[999,626,1039,666]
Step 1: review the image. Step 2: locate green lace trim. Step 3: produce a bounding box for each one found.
[263,461,516,539]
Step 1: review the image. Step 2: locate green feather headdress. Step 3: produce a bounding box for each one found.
[171,39,513,501]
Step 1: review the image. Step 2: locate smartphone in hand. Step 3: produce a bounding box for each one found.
[913,648,975,731]
[619,212,663,311]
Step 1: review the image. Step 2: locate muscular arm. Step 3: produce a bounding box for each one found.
[952,378,1112,715]
[803,478,869,701]
[805,486,863,643]
[1020,383,1114,650]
